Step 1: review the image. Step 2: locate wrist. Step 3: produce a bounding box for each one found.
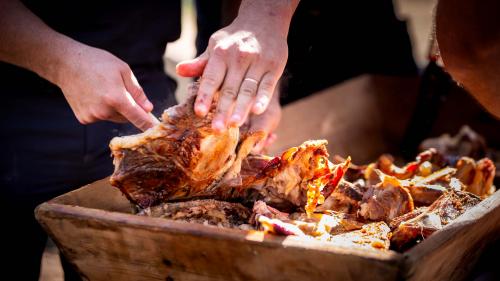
[236,0,298,37]
[36,36,85,87]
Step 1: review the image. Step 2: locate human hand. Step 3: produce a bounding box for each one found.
[55,44,156,131]
[176,15,288,133]
[247,92,282,153]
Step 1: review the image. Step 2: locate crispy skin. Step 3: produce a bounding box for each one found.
[390,189,481,251]
[138,199,251,228]
[236,140,348,213]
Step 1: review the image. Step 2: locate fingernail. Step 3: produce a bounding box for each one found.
[212,120,226,133]
[253,103,264,114]
[145,101,154,111]
[195,104,207,116]
[229,114,241,125]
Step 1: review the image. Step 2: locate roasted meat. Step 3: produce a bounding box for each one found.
[420,125,487,162]
[390,189,481,251]
[110,83,249,208]
[110,83,347,212]
[315,179,364,214]
[238,140,350,213]
[138,199,251,228]
[455,157,495,198]
[256,213,389,251]
[109,91,495,254]
[359,171,414,222]
[252,201,363,237]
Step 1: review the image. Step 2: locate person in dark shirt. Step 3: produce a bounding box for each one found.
[0,0,297,279]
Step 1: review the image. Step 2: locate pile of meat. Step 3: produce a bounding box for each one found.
[109,84,496,252]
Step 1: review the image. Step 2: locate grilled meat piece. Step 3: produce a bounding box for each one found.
[250,200,290,224]
[110,83,346,211]
[236,140,350,213]
[255,205,364,238]
[455,157,496,198]
[390,189,481,251]
[359,171,414,222]
[406,167,457,205]
[315,179,364,214]
[109,85,267,208]
[138,199,251,228]
[420,125,487,163]
[109,83,247,208]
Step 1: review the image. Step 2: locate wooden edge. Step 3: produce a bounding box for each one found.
[403,191,500,275]
[35,201,402,263]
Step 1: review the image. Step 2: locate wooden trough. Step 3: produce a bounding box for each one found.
[36,75,500,281]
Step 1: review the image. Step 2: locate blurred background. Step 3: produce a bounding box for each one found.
[40,0,439,280]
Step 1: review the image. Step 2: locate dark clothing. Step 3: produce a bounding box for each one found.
[281,0,418,104]
[0,1,181,280]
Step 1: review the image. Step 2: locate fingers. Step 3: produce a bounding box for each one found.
[113,90,156,131]
[229,73,261,126]
[212,65,249,132]
[252,71,279,115]
[194,54,227,117]
[176,52,209,77]
[121,68,153,112]
[253,133,277,154]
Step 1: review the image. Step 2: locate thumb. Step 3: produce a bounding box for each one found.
[122,69,153,112]
[176,52,209,77]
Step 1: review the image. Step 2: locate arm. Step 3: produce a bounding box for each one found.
[0,0,155,130]
[436,0,500,118]
[177,0,299,132]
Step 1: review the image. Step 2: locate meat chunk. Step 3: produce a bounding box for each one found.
[110,84,346,211]
[138,199,251,228]
[236,140,350,213]
[455,157,496,198]
[110,83,247,208]
[390,189,481,251]
[255,209,364,238]
[359,171,414,222]
[315,179,364,214]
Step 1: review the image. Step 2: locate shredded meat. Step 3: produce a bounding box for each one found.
[390,189,481,251]
[359,171,414,222]
[138,199,251,228]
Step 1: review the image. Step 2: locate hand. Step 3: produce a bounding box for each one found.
[247,92,282,153]
[55,44,156,131]
[176,14,288,133]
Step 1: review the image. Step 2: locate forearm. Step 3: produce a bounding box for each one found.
[436,0,500,118]
[0,0,81,84]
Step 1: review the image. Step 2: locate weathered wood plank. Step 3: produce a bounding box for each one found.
[36,203,402,281]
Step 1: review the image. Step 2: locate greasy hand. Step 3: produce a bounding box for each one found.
[247,92,282,153]
[176,18,288,133]
[55,45,156,131]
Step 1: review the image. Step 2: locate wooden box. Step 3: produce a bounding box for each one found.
[36,75,500,281]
